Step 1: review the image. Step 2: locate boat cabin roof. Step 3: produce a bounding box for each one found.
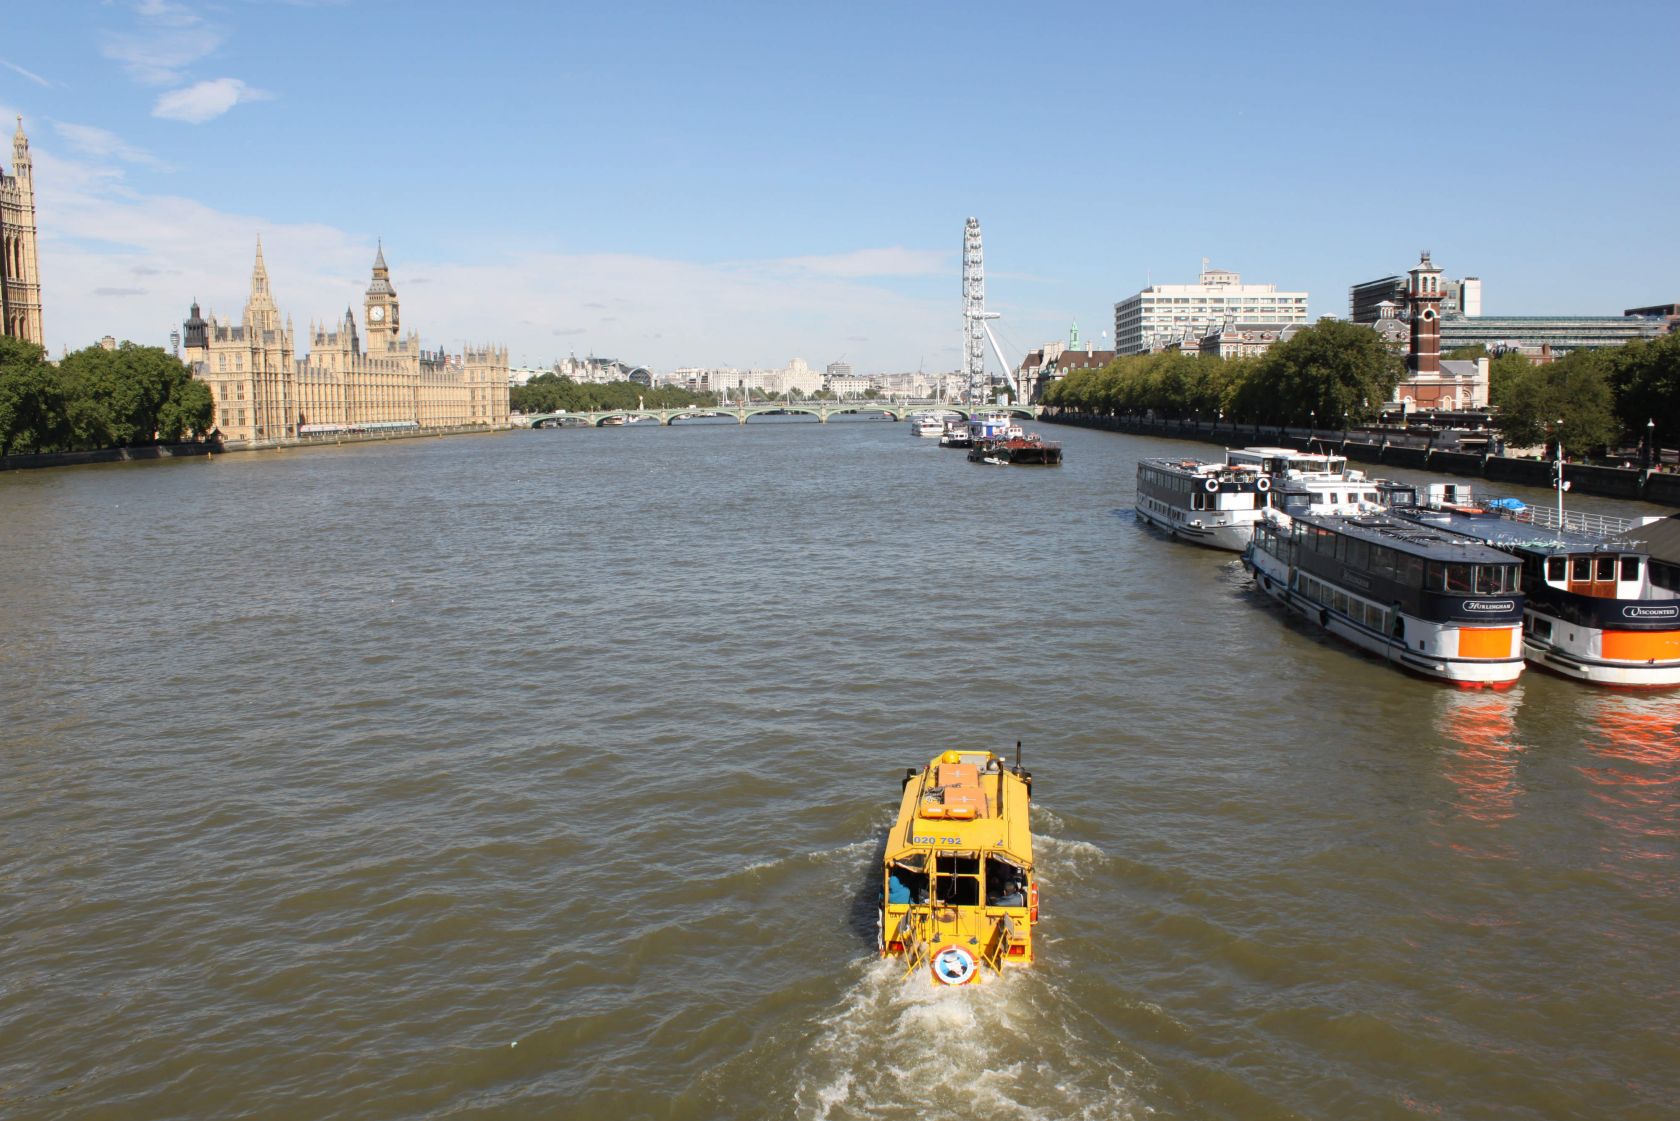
[1288,511,1521,564]
[885,751,1032,865]
[1400,508,1648,558]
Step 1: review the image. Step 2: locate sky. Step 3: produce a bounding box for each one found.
[3,0,1677,375]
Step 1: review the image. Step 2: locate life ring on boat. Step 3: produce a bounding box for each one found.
[1029,882,1040,924]
[1255,477,1271,492]
[931,945,977,986]
[1203,477,1221,493]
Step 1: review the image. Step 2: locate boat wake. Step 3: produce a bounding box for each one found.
[790,958,1147,1121]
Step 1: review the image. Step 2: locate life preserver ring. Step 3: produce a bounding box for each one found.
[931,945,977,985]
[1028,882,1040,924]
[1203,477,1221,493]
[1255,477,1271,492]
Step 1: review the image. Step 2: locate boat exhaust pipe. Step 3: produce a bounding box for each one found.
[1014,739,1022,772]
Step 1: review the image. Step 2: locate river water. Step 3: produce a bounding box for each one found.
[2,420,1676,1121]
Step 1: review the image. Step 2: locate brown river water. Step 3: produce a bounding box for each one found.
[2,420,1676,1121]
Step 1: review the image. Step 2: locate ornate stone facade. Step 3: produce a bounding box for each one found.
[1,117,44,346]
[184,242,509,441]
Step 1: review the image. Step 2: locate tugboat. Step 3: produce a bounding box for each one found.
[880,745,1037,985]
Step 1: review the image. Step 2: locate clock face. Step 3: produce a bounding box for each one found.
[369,306,385,323]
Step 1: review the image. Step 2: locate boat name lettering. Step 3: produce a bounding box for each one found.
[1463,599,1516,613]
[1342,570,1372,590]
[912,835,963,845]
[1622,605,1679,619]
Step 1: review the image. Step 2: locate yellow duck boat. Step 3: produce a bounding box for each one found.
[879,745,1037,985]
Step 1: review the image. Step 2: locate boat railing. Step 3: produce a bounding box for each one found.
[1496,503,1638,539]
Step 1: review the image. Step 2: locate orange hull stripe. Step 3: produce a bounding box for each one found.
[1601,630,1680,662]
[1458,626,1516,659]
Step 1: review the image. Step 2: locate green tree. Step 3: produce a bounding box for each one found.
[1497,350,1618,451]
[157,377,215,442]
[57,342,198,449]
[0,337,70,455]
[1487,351,1532,410]
[1248,320,1402,427]
[1607,332,1680,448]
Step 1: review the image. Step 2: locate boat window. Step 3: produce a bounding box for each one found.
[1346,539,1370,568]
[984,856,1027,907]
[1547,557,1566,583]
[1652,561,1680,593]
[1571,557,1591,582]
[1401,554,1425,587]
[1444,564,1473,593]
[1310,492,1327,505]
[1621,557,1640,582]
[1475,564,1518,595]
[933,853,981,907]
[1595,556,1615,582]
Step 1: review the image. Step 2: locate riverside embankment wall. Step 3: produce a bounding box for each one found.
[0,424,507,473]
[1043,411,1680,509]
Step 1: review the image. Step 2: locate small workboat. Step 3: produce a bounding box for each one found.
[879,746,1037,985]
[966,430,1062,466]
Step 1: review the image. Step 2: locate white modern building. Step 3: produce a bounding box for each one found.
[1113,266,1309,356]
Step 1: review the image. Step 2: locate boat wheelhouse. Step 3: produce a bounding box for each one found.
[1394,504,1680,687]
[1226,446,1350,479]
[1244,510,1526,687]
[881,748,1037,985]
[1136,458,1269,551]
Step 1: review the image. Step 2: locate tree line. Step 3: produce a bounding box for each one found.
[510,374,712,415]
[1043,319,1403,429]
[0,337,215,457]
[1043,319,1680,454]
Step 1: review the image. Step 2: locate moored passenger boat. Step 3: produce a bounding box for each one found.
[1226,445,1350,479]
[1393,500,1680,687]
[911,414,948,438]
[880,747,1037,985]
[1136,458,1269,551]
[1244,510,1526,687]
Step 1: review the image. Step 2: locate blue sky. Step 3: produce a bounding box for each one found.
[3,0,1677,373]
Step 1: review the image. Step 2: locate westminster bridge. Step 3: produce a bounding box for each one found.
[520,401,1043,428]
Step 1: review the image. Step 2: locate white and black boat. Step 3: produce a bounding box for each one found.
[1244,509,1527,687]
[1136,458,1269,551]
[1392,492,1680,687]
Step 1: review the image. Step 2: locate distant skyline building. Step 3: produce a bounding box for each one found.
[824,360,852,383]
[1,117,44,347]
[1113,266,1307,356]
[1351,271,1480,324]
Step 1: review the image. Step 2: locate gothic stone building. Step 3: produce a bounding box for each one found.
[184,242,509,442]
[1,117,44,346]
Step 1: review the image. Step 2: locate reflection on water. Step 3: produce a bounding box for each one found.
[1578,693,1680,888]
[1433,687,1527,827]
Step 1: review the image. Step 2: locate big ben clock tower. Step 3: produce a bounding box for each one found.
[364,241,399,353]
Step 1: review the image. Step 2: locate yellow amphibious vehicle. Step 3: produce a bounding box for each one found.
[879,745,1037,985]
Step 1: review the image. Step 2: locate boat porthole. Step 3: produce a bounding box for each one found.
[931,945,977,985]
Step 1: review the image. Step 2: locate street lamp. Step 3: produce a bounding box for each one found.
[1342,410,1349,442]
[1645,418,1656,471]
[1309,409,1316,440]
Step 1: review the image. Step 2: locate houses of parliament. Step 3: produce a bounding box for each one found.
[183,241,510,442]
[1,117,44,347]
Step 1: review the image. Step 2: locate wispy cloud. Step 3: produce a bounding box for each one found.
[777,246,947,278]
[2,59,52,88]
[101,1,225,86]
[153,78,271,123]
[53,121,173,170]
[30,147,952,371]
